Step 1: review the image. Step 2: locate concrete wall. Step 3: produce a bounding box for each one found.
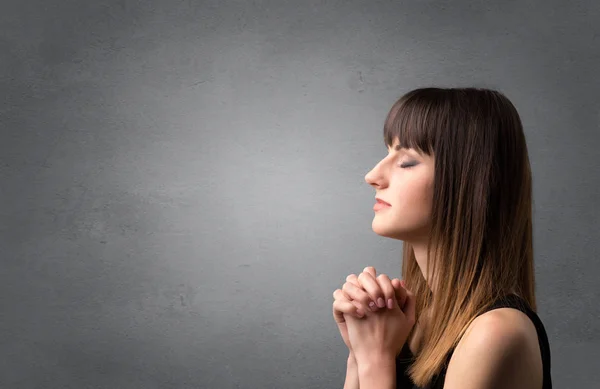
[2,1,598,387]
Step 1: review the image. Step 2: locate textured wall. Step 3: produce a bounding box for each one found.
[2,1,599,388]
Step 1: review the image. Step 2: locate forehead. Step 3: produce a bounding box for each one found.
[386,137,399,149]
[387,139,433,160]
[387,138,411,153]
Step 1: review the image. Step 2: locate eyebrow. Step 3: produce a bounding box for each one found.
[391,144,408,152]
[390,145,426,159]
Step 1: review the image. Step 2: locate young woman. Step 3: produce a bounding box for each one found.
[332,87,552,389]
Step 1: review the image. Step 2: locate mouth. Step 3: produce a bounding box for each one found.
[374,198,392,211]
[375,197,391,206]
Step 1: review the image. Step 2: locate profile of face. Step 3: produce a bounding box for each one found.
[364,138,435,244]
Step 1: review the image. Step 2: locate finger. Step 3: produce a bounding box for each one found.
[347,273,384,313]
[334,288,361,309]
[340,277,367,313]
[342,280,375,314]
[391,278,407,309]
[357,271,386,310]
[333,297,365,322]
[346,274,360,288]
[363,266,377,279]
[333,289,364,318]
[375,273,396,309]
[333,288,350,301]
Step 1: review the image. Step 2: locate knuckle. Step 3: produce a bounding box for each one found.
[351,288,367,302]
[342,282,357,295]
[359,291,372,303]
[384,287,394,300]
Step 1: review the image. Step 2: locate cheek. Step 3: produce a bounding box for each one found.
[394,177,433,209]
[393,196,430,220]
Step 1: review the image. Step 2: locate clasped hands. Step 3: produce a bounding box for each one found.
[332,266,416,367]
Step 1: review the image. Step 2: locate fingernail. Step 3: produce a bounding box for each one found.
[356,308,364,317]
[369,301,377,311]
[387,298,393,309]
[377,297,385,308]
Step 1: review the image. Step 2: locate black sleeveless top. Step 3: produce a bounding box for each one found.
[395,294,552,389]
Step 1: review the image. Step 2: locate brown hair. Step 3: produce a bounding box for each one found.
[383,87,535,387]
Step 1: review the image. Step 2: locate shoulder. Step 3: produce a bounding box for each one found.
[443,308,543,389]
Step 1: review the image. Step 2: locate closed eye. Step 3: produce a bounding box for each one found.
[399,161,418,168]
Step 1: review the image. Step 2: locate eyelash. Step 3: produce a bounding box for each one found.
[399,162,417,168]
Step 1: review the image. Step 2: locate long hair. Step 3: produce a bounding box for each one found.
[383,87,535,387]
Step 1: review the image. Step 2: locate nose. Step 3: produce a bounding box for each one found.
[365,163,385,188]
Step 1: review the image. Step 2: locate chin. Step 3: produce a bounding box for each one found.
[371,218,429,241]
[371,221,408,240]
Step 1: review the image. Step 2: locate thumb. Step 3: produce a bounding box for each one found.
[391,278,406,308]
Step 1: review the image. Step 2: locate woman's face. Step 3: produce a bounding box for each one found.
[364,138,435,243]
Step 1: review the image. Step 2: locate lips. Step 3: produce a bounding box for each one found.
[375,197,391,206]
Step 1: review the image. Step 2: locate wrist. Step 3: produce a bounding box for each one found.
[355,352,396,369]
[344,353,359,389]
[357,357,396,389]
[347,352,357,366]
[357,355,396,373]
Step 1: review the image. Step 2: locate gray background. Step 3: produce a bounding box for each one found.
[1,1,599,388]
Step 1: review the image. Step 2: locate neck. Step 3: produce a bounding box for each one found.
[410,241,434,293]
[409,241,520,300]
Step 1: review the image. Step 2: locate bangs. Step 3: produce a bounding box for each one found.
[383,89,443,155]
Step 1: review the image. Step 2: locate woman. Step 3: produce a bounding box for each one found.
[332,87,552,389]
